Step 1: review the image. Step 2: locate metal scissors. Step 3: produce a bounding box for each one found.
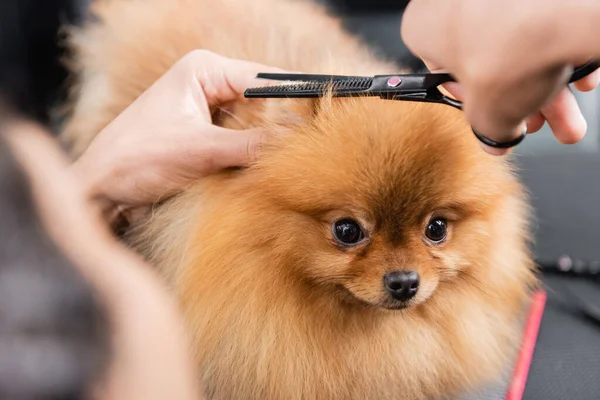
[244,61,600,149]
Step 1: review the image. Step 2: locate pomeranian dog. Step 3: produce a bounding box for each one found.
[61,0,537,398]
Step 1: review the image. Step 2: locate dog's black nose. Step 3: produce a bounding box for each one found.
[383,271,419,301]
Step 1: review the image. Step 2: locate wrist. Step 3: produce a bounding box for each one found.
[70,155,123,230]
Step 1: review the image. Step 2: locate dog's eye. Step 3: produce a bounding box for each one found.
[425,217,448,243]
[332,219,365,245]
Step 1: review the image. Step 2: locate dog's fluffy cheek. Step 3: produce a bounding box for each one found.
[340,258,389,303]
[436,218,495,274]
[299,249,388,304]
[343,278,387,304]
[301,251,354,286]
[412,273,440,305]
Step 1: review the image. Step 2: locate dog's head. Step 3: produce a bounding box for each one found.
[236,96,527,311]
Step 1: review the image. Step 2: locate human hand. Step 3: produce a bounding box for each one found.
[72,50,282,224]
[401,0,600,155]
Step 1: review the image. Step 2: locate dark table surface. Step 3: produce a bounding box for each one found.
[517,154,600,400]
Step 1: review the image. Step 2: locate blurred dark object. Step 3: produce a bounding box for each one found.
[0,0,109,398]
[326,0,410,12]
[0,0,89,126]
[0,134,109,399]
[319,0,426,72]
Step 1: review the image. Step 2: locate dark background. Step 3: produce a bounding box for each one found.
[1,0,599,398]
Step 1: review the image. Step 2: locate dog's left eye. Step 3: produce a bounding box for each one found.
[332,219,365,246]
[425,217,448,243]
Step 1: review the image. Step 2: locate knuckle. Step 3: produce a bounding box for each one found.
[179,49,216,68]
[464,64,497,90]
[187,49,210,61]
[244,136,259,163]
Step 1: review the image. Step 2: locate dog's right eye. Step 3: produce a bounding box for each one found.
[332,219,365,246]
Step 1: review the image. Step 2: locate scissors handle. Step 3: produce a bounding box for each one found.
[416,61,600,149]
[569,61,600,83]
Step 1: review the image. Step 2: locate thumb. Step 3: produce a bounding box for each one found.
[418,61,465,102]
[206,126,272,171]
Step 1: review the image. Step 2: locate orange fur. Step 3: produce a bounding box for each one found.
[61,0,538,399]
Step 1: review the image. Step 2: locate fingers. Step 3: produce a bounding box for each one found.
[180,50,286,107]
[202,126,272,171]
[400,0,453,68]
[484,76,593,140]
[441,69,589,148]
[573,68,600,92]
[526,112,546,133]
[475,120,528,156]
[440,81,464,101]
[463,64,572,154]
[540,86,587,144]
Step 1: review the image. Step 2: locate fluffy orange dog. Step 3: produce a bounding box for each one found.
[61,0,537,399]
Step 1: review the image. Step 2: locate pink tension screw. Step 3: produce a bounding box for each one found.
[387,76,402,87]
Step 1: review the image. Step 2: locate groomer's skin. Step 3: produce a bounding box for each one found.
[4,120,202,400]
[2,51,283,399]
[401,0,600,155]
[72,50,283,226]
